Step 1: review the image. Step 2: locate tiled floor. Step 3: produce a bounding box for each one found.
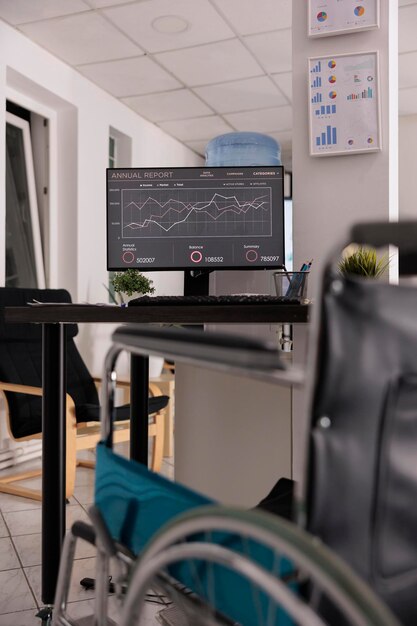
[0,447,175,625]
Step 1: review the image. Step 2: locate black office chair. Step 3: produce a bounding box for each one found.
[0,287,169,501]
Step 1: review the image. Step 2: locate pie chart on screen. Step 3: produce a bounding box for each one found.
[329,75,336,84]
[354,6,365,16]
[329,91,337,99]
[328,60,336,69]
[317,11,327,22]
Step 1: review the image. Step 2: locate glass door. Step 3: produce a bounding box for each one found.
[5,111,45,288]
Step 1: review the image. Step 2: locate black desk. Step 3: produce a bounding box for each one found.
[4,303,308,606]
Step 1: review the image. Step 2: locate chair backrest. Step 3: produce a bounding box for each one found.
[0,287,99,439]
[306,223,417,626]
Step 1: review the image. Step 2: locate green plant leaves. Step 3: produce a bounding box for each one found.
[338,246,390,278]
[110,269,155,297]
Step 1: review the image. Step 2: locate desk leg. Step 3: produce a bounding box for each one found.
[42,324,66,605]
[130,355,149,465]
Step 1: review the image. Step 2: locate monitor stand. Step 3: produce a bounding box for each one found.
[183,269,211,296]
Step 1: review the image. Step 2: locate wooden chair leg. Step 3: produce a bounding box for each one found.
[66,406,78,500]
[149,411,165,473]
[0,469,42,501]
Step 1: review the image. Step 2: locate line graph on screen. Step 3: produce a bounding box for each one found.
[121,187,272,238]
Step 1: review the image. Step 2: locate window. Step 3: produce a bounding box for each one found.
[108,135,117,301]
[107,128,132,301]
[109,135,116,168]
[5,110,45,288]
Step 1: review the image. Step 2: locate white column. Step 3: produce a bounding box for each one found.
[292,0,399,480]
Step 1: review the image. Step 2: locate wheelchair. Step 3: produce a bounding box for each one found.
[52,220,417,626]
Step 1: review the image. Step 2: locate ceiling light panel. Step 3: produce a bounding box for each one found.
[212,0,292,35]
[244,29,292,74]
[103,0,234,53]
[224,105,292,132]
[123,89,212,122]
[194,76,287,114]
[158,115,233,141]
[79,56,181,97]
[156,39,263,86]
[0,0,89,25]
[20,12,142,65]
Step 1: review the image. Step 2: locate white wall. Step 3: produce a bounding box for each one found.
[399,115,417,219]
[0,20,202,375]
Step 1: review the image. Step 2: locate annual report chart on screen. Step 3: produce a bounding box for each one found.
[107,167,284,271]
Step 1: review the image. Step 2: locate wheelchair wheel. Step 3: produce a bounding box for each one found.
[118,506,399,626]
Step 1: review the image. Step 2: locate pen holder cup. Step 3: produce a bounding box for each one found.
[273,270,310,302]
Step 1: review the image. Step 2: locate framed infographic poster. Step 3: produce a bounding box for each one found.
[308,0,379,37]
[309,52,381,157]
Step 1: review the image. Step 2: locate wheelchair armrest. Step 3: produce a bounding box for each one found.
[111,325,304,387]
[350,220,417,252]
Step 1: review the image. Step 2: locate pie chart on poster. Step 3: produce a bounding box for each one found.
[317,11,327,22]
[354,6,365,16]
[328,60,336,69]
[329,91,337,99]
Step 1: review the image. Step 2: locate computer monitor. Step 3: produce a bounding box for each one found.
[107,166,284,271]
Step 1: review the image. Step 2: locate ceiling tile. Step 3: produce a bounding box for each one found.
[399,52,417,89]
[268,130,292,150]
[158,115,233,141]
[399,4,417,53]
[244,29,292,74]
[272,72,292,102]
[78,56,181,97]
[223,106,292,132]
[103,0,234,53]
[155,39,263,86]
[19,12,142,65]
[194,76,287,113]
[185,140,209,157]
[0,0,89,24]
[212,0,292,35]
[122,89,212,121]
[399,87,417,115]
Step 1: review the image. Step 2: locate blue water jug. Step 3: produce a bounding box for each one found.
[205,132,281,167]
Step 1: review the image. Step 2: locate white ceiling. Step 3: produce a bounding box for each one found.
[0,0,415,163]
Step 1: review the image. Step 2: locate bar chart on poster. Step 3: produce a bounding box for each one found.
[308,0,379,37]
[309,52,380,157]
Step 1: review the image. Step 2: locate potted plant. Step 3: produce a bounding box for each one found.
[110,269,155,304]
[338,246,390,278]
[109,270,164,376]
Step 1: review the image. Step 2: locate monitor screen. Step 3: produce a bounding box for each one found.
[107,166,284,271]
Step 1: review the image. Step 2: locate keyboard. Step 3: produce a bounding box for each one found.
[128,294,302,306]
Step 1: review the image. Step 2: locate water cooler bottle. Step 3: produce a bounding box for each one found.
[205,132,282,306]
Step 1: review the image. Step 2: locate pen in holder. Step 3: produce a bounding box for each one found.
[273,269,310,302]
